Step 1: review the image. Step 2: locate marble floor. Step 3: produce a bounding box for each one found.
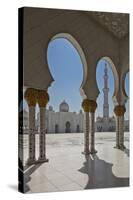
[21,132,129,193]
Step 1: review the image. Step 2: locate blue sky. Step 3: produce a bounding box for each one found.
[23,38,129,119]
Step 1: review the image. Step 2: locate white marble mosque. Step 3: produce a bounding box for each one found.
[37,101,84,133]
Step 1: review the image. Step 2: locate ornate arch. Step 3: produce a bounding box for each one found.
[47,33,87,97]
[96,56,119,103]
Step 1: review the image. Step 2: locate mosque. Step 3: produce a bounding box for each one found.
[36,101,84,133]
[22,63,129,133]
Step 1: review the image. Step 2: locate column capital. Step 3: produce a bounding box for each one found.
[82,99,97,113]
[37,90,49,107]
[24,88,38,106]
[114,105,126,116]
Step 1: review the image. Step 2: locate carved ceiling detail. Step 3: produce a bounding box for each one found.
[90,12,129,39]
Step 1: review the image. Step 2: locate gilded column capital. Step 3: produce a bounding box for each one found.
[82,99,97,113]
[114,105,126,116]
[24,88,38,107]
[37,90,49,107]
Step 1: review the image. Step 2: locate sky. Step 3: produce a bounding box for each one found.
[22,38,129,119]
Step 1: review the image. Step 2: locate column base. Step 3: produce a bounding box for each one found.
[89,149,97,154]
[82,150,90,155]
[114,144,121,149]
[119,144,126,150]
[36,157,49,163]
[26,158,36,166]
[114,144,126,150]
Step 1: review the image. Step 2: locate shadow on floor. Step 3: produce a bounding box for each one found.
[8,184,18,191]
[19,163,42,193]
[124,148,129,157]
[79,154,129,189]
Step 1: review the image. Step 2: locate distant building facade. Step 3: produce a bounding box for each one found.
[36,100,84,133]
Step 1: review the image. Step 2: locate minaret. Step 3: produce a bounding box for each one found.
[103,63,109,120]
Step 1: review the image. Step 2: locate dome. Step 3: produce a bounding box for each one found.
[59,100,69,112]
[49,106,53,111]
[96,116,102,122]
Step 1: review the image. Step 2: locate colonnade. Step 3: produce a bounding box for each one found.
[82,99,126,155]
[25,88,49,165]
[24,88,127,165]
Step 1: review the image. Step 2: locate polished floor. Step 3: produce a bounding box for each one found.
[21,132,129,193]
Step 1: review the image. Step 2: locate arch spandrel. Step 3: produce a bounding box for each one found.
[82,56,102,100]
[24,58,54,90]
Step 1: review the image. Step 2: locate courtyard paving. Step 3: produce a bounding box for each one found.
[22,132,129,193]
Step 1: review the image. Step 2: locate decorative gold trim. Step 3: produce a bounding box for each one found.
[114,105,126,116]
[24,88,38,106]
[37,90,49,107]
[82,99,97,113]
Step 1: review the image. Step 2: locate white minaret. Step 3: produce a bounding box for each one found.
[103,62,109,120]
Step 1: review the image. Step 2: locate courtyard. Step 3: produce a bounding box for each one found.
[21,132,129,193]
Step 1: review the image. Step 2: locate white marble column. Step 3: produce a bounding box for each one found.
[38,107,48,162]
[82,99,97,154]
[37,90,49,163]
[114,105,126,150]
[119,115,125,149]
[115,115,120,148]
[82,99,90,154]
[25,88,37,165]
[84,112,90,154]
[90,112,97,153]
[28,106,36,164]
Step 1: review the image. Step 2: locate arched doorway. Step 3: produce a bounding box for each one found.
[77,124,80,132]
[65,121,71,133]
[55,124,59,133]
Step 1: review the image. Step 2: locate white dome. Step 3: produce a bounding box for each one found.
[59,100,69,112]
[49,106,53,111]
[96,116,102,122]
